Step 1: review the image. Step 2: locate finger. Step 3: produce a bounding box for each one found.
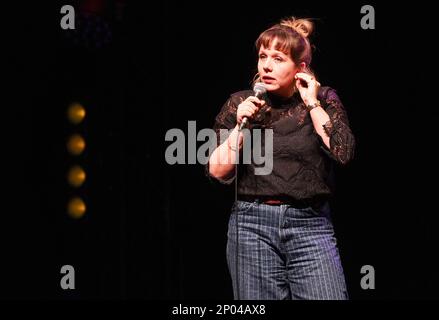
[244,101,262,111]
[241,102,256,111]
[248,105,259,114]
[295,72,313,80]
[295,72,314,83]
[246,96,263,105]
[242,110,254,118]
[294,72,307,80]
[239,105,253,116]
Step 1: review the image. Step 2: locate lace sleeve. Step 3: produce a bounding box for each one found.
[212,95,240,144]
[205,94,245,184]
[320,89,355,165]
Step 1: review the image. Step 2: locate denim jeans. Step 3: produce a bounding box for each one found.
[226,200,348,300]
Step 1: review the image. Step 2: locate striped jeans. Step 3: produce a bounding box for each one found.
[226,200,348,300]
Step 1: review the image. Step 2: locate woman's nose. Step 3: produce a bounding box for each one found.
[263,60,272,72]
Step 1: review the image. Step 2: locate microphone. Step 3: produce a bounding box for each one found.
[239,82,267,131]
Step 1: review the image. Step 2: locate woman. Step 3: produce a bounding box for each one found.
[207,17,355,300]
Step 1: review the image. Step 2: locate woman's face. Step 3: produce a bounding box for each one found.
[257,40,301,97]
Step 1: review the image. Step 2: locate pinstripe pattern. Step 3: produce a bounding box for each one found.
[226,200,348,300]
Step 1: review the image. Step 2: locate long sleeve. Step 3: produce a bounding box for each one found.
[212,95,240,144]
[319,89,355,165]
[204,93,248,184]
[204,89,352,201]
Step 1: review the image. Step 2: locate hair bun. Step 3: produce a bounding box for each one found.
[280,17,314,38]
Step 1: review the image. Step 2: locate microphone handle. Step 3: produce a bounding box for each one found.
[239,117,248,131]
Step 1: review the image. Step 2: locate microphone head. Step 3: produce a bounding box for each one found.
[253,82,267,97]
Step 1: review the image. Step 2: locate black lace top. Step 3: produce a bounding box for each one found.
[206,86,355,203]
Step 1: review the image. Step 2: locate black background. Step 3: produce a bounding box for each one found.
[2,0,438,301]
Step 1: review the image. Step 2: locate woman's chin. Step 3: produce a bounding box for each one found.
[263,83,279,92]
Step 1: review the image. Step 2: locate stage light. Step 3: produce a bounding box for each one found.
[67,197,86,219]
[67,103,86,125]
[67,165,86,187]
[67,134,86,156]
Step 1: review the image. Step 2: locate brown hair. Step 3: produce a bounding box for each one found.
[253,17,316,84]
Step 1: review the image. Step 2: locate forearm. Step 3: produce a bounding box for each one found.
[308,99,355,164]
[309,102,331,149]
[208,124,243,180]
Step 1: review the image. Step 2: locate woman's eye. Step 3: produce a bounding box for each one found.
[274,57,283,62]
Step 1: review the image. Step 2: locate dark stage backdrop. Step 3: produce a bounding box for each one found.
[2,0,437,300]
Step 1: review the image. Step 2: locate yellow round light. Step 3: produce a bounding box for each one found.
[67,165,86,187]
[67,103,86,125]
[67,197,86,219]
[67,134,86,156]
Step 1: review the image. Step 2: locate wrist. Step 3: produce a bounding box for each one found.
[305,100,321,112]
[227,134,241,152]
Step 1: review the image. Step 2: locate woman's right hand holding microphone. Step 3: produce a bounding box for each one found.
[236,96,266,127]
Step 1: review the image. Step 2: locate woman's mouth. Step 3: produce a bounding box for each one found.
[262,76,276,83]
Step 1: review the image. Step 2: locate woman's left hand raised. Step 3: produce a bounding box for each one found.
[295,72,320,105]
